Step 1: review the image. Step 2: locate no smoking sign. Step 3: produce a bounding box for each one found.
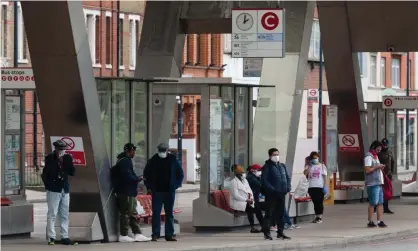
[338,134,360,152]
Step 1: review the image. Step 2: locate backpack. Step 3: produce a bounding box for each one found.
[110,157,125,193]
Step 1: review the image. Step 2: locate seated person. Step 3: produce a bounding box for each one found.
[230,164,263,233]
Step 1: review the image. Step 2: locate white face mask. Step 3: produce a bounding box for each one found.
[255,171,262,177]
[270,156,280,163]
[59,151,65,157]
[158,152,167,158]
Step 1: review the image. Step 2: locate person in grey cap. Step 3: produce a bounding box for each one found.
[143,143,184,242]
[42,140,76,245]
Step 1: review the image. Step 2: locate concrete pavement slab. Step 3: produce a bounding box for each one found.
[2,198,418,251]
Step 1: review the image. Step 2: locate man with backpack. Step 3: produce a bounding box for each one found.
[112,143,151,242]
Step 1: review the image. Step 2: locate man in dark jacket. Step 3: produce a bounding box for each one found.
[377,138,395,214]
[114,143,151,243]
[143,143,184,242]
[260,148,291,241]
[43,140,76,245]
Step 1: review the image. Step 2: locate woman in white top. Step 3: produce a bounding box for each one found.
[229,164,263,233]
[303,151,328,223]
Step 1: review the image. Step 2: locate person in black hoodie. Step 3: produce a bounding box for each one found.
[42,140,76,245]
[143,143,184,242]
[246,164,265,232]
[114,143,151,243]
[261,148,291,241]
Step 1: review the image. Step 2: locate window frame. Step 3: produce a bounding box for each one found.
[369,54,377,86]
[380,57,386,87]
[105,11,112,69]
[1,3,8,60]
[308,19,321,62]
[391,57,401,89]
[83,8,101,68]
[128,14,140,71]
[118,13,124,70]
[17,2,28,64]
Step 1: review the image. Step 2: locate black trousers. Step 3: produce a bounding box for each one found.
[246,204,264,227]
[308,187,324,216]
[262,192,286,233]
[258,201,276,227]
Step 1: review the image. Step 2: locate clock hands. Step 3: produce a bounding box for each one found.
[243,14,249,24]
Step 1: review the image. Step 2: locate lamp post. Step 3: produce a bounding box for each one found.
[176,96,183,165]
[318,43,323,152]
[406,52,410,170]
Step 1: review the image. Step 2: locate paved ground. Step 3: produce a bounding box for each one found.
[315,236,418,251]
[2,195,418,251]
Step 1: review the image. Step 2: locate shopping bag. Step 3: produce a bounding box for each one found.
[136,200,145,215]
[293,177,309,198]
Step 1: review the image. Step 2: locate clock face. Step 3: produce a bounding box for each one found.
[236,13,254,32]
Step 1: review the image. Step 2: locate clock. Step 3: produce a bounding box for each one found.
[236,13,254,32]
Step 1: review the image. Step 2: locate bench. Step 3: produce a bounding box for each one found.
[1,197,12,206]
[136,195,183,224]
[402,172,417,185]
[288,193,311,224]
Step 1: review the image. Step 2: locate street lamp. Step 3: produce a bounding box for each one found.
[176,96,182,165]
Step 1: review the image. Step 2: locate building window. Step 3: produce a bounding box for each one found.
[408,59,412,90]
[391,57,401,88]
[118,14,124,69]
[1,4,7,59]
[380,57,386,87]
[224,34,231,54]
[17,3,28,63]
[128,15,140,70]
[210,34,217,66]
[370,55,376,86]
[358,53,363,76]
[308,20,321,61]
[84,9,101,67]
[105,13,112,67]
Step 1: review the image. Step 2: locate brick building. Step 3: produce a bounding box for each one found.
[0,1,224,180]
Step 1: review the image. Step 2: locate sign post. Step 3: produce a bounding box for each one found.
[232,8,285,58]
[50,136,87,166]
[382,96,418,109]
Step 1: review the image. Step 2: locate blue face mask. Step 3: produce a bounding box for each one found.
[311,159,319,165]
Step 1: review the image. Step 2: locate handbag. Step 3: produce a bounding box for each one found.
[383,175,393,201]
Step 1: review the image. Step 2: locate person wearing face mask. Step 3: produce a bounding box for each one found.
[246,164,265,230]
[303,151,328,224]
[42,140,76,245]
[229,164,263,233]
[143,143,184,242]
[261,148,291,241]
[377,138,395,214]
[364,141,388,228]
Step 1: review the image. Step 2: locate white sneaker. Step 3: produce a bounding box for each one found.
[270,226,278,231]
[134,234,152,242]
[119,235,134,243]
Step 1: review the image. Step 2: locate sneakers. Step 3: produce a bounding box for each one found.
[277,232,291,240]
[151,235,159,242]
[263,231,273,240]
[47,238,55,245]
[367,221,377,228]
[119,235,135,243]
[377,221,388,228]
[270,226,278,231]
[312,217,322,223]
[165,236,178,242]
[284,224,294,230]
[61,238,77,245]
[384,210,394,214]
[292,224,300,229]
[250,227,262,233]
[134,234,152,242]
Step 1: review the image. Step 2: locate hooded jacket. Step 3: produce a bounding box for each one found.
[115,152,139,197]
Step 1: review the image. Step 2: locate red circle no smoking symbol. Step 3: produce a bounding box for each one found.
[384,98,392,107]
[261,12,279,31]
[342,135,355,147]
[61,137,75,150]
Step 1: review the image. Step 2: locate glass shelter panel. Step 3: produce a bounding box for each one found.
[132,82,147,175]
[236,87,249,168]
[97,79,112,160]
[111,79,130,163]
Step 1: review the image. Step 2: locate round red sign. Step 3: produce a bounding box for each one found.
[61,137,75,150]
[261,12,279,31]
[384,98,392,107]
[309,89,317,97]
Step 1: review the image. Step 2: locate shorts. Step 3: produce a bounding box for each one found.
[367,185,383,206]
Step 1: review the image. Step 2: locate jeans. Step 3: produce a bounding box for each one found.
[262,192,286,233]
[308,187,325,215]
[46,190,70,239]
[367,185,384,206]
[152,192,175,238]
[283,207,292,225]
[116,194,142,236]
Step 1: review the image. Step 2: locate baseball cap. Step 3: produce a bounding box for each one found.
[53,140,67,150]
[157,143,169,152]
[250,164,262,170]
[381,138,389,146]
[124,143,137,151]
